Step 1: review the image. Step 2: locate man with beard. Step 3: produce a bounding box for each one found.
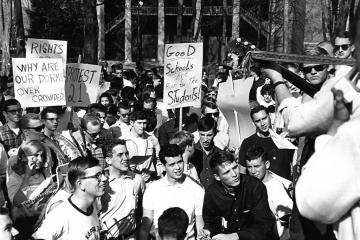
[33,156,107,240]
[238,106,294,180]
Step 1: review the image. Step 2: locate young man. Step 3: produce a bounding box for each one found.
[158,207,189,240]
[33,156,107,240]
[203,150,278,240]
[139,144,205,240]
[334,31,354,59]
[245,146,293,238]
[0,207,18,240]
[41,107,60,139]
[238,106,294,180]
[100,139,145,239]
[121,110,161,183]
[111,100,132,137]
[0,99,24,153]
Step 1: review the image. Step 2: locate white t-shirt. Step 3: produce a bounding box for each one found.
[33,198,101,240]
[143,175,204,240]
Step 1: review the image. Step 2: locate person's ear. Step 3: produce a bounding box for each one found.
[77,178,85,191]
[265,160,270,170]
[351,44,355,53]
[105,157,111,165]
[213,173,221,181]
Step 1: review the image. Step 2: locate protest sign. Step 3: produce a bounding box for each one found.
[66,63,101,107]
[12,58,66,108]
[26,38,67,69]
[163,42,203,109]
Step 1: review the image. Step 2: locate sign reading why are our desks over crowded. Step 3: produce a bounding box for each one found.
[163,42,203,109]
[12,58,66,108]
[26,38,67,69]
[66,63,101,107]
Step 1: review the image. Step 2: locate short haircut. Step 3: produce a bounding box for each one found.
[107,104,118,116]
[210,150,236,174]
[159,144,183,165]
[98,92,114,105]
[245,146,268,162]
[158,207,189,240]
[201,101,218,115]
[250,105,268,120]
[336,30,353,43]
[129,110,147,122]
[260,84,274,96]
[117,100,130,111]
[169,131,194,153]
[19,113,42,129]
[123,70,136,80]
[105,138,126,157]
[198,116,217,133]
[2,99,20,112]
[80,113,101,130]
[67,156,99,189]
[40,106,59,120]
[121,86,136,100]
[87,103,106,114]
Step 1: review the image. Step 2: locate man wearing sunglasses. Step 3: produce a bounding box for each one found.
[33,156,107,240]
[334,31,354,59]
[111,100,132,137]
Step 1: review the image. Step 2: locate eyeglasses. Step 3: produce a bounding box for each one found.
[120,112,130,117]
[80,169,109,181]
[27,125,44,132]
[302,65,327,74]
[335,44,351,51]
[7,108,22,114]
[85,130,100,138]
[205,112,220,118]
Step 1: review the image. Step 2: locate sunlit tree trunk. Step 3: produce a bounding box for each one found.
[283,0,289,52]
[83,0,98,64]
[124,0,132,63]
[290,0,306,54]
[221,0,227,61]
[193,0,203,41]
[0,0,11,76]
[232,0,240,39]
[157,0,165,63]
[97,0,105,60]
[321,0,332,41]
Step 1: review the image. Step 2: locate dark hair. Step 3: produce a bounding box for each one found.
[19,113,42,129]
[210,150,236,174]
[141,85,156,100]
[260,84,274,96]
[129,110,147,122]
[198,116,217,133]
[117,100,130,111]
[67,156,99,189]
[2,99,20,112]
[158,207,189,240]
[169,131,194,153]
[123,70,136,80]
[245,146,267,162]
[80,113,101,130]
[107,104,118,116]
[336,30,353,43]
[121,86,136,100]
[87,103,107,115]
[250,105,268,120]
[98,92,114,105]
[40,106,59,120]
[201,101,218,115]
[159,144,183,165]
[0,207,9,216]
[105,138,126,157]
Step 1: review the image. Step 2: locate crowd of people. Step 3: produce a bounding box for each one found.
[0,29,358,240]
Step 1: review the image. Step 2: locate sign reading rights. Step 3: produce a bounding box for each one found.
[163,42,203,109]
[26,38,67,73]
[12,58,65,107]
[66,63,101,107]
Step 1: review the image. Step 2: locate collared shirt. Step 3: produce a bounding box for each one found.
[0,123,24,153]
[143,175,204,240]
[203,175,278,240]
[192,142,221,189]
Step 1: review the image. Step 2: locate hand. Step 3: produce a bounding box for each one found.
[332,89,351,123]
[197,229,211,240]
[212,233,239,240]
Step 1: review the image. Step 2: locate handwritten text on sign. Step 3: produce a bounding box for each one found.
[12,58,65,107]
[66,63,101,107]
[163,42,203,109]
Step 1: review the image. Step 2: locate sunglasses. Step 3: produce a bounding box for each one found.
[85,130,100,138]
[335,44,350,51]
[302,65,327,74]
[27,125,44,132]
[120,112,130,117]
[80,169,109,181]
[205,112,220,118]
[7,108,23,114]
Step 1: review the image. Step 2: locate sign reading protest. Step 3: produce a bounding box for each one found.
[12,58,66,108]
[66,63,101,107]
[163,42,203,109]
[26,38,67,72]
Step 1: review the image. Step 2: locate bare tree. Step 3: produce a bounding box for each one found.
[83,0,98,64]
[124,0,132,63]
[291,0,306,54]
[158,0,165,63]
[232,0,240,39]
[14,0,25,57]
[177,0,183,42]
[0,0,11,76]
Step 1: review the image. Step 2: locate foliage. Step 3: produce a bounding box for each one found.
[28,0,84,56]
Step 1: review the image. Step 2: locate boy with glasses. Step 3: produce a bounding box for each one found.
[33,156,107,240]
[334,31,354,59]
[111,100,132,137]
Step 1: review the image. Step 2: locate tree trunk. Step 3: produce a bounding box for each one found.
[97,0,105,61]
[193,0,203,41]
[321,0,332,41]
[177,0,183,42]
[221,0,227,62]
[232,0,240,39]
[283,0,289,52]
[335,0,351,33]
[14,0,25,57]
[157,0,165,64]
[190,0,196,39]
[0,0,11,76]
[124,0,132,63]
[290,0,306,54]
[83,0,98,64]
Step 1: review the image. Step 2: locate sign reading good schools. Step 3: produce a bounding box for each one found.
[163,42,203,109]
[66,63,101,107]
[26,38,67,71]
[12,58,65,107]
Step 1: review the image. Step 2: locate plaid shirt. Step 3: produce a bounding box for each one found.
[0,124,24,153]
